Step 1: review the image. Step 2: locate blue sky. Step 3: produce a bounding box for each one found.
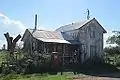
[0,0,120,48]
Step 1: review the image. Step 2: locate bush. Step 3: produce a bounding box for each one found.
[104,46,120,55]
[82,56,104,69]
[2,67,10,75]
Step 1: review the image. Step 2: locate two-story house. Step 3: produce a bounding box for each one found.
[22,17,106,64]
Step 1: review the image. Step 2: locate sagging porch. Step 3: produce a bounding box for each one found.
[33,39,82,66]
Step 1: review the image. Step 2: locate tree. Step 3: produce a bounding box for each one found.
[104,31,120,65]
[4,32,21,53]
[104,46,120,55]
[105,31,120,55]
[106,31,120,46]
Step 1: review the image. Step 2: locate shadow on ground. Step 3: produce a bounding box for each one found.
[78,63,120,78]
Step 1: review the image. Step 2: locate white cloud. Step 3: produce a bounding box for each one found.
[0,13,27,49]
[0,13,26,33]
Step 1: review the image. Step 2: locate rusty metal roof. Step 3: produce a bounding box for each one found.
[28,29,70,44]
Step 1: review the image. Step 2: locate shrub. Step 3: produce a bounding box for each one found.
[82,56,104,69]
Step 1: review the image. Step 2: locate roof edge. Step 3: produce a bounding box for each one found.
[93,18,107,33]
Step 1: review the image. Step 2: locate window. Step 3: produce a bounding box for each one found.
[90,26,95,38]
[90,45,96,58]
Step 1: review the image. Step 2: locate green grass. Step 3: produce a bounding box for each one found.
[0,72,74,80]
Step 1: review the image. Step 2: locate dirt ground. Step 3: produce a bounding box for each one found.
[73,76,109,80]
[72,74,120,80]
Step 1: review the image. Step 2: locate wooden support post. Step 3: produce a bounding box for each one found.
[43,43,45,53]
[63,44,66,66]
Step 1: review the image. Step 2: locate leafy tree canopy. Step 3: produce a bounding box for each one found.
[106,31,120,46]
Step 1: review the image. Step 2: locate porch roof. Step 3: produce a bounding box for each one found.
[68,40,82,45]
[36,38,70,44]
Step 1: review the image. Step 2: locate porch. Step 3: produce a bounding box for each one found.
[35,40,82,66]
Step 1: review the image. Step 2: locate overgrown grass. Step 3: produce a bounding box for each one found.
[0,72,74,80]
[0,51,120,80]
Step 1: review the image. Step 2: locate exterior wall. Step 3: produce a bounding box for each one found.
[78,24,88,62]
[22,30,34,54]
[79,20,104,61]
[90,20,104,57]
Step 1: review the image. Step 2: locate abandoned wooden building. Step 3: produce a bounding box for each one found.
[21,16,107,65]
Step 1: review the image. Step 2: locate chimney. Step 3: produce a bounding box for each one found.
[35,14,37,30]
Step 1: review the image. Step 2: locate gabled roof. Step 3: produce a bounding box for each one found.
[56,19,90,32]
[56,18,107,33]
[22,29,70,44]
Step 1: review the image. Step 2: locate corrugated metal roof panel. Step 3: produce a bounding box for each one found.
[28,29,70,44]
[32,30,64,39]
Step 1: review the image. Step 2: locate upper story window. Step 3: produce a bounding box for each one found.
[90,25,96,38]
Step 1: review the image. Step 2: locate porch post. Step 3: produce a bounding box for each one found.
[63,44,65,66]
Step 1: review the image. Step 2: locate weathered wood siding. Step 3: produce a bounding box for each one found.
[77,20,104,62]
[63,20,104,62]
[22,30,34,54]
